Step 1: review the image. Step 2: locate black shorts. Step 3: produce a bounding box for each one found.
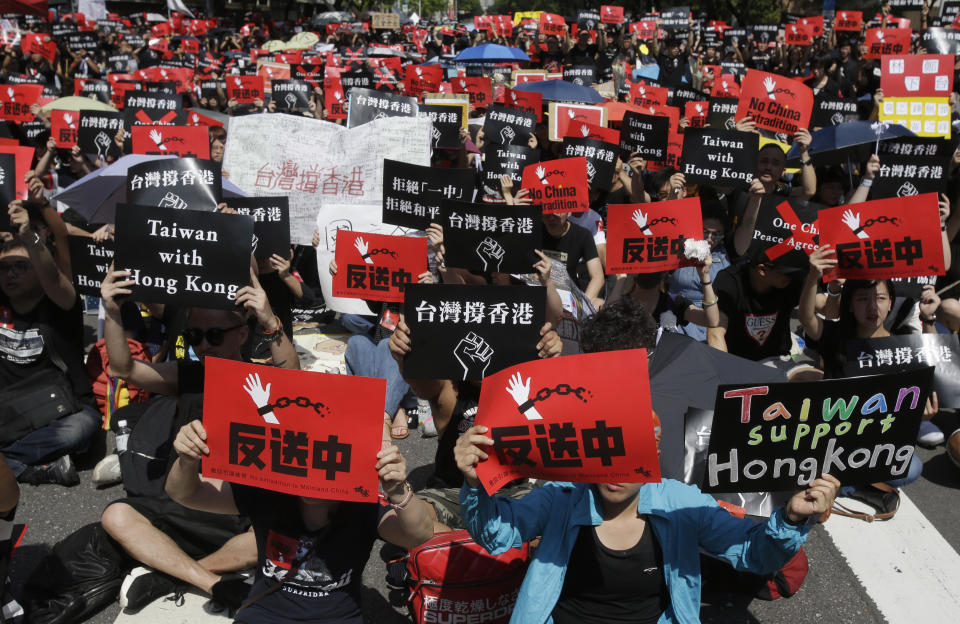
[106,496,250,560]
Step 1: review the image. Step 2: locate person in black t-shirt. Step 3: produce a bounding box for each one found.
[542,212,605,308]
[166,419,434,623]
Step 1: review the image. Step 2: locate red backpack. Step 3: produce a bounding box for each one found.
[403,530,530,624]
[85,338,152,427]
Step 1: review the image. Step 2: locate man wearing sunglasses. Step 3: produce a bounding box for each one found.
[0,200,100,487]
[97,263,300,612]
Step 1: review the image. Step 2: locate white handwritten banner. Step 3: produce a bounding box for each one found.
[223,114,433,245]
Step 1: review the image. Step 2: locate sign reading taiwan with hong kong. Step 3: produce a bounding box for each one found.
[474,349,662,495]
[703,369,932,492]
[202,358,385,503]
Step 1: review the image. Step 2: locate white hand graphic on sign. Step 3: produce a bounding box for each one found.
[842,209,870,239]
[355,236,374,263]
[505,372,542,420]
[244,372,279,424]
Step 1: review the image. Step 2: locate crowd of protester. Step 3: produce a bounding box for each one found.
[0,2,957,623]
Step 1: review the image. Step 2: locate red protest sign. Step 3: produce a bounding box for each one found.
[404,64,443,98]
[0,145,36,200]
[784,23,813,46]
[333,231,427,303]
[563,121,618,144]
[736,69,813,135]
[684,100,708,128]
[798,16,824,38]
[201,357,384,503]
[601,5,625,24]
[21,32,57,63]
[504,88,543,122]
[834,10,863,32]
[605,199,703,274]
[225,74,264,104]
[819,193,945,282]
[521,157,590,214]
[324,74,347,120]
[257,62,291,92]
[0,84,42,123]
[648,130,684,173]
[50,110,80,148]
[630,20,658,40]
[186,109,225,128]
[540,13,566,36]
[474,349,661,495]
[881,54,954,99]
[629,82,668,107]
[452,76,492,110]
[710,74,740,99]
[864,28,911,60]
[131,125,210,158]
[549,102,607,141]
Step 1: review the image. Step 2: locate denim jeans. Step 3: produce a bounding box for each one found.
[344,335,410,418]
[340,313,377,336]
[1,404,101,476]
[838,451,924,496]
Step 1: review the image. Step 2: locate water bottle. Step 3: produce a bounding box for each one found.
[115,419,131,454]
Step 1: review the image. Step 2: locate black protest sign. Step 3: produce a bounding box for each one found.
[720,61,746,79]
[811,98,859,128]
[65,33,98,52]
[660,7,690,32]
[618,111,669,160]
[341,67,373,93]
[921,28,960,54]
[144,81,177,95]
[417,104,464,149]
[123,91,186,127]
[292,63,324,87]
[563,65,597,86]
[940,1,960,27]
[704,368,933,492]
[346,87,417,129]
[669,86,702,109]
[439,199,542,274]
[845,334,960,408]
[270,79,311,113]
[0,153,15,219]
[577,9,602,31]
[748,196,821,272]
[77,112,124,160]
[751,24,779,45]
[51,23,77,38]
[724,28,748,44]
[20,121,45,146]
[681,129,757,190]
[482,104,537,147]
[482,144,539,192]
[67,236,114,297]
[383,159,475,230]
[874,137,950,199]
[114,204,253,310]
[107,54,135,73]
[199,80,224,100]
[80,79,112,104]
[707,97,738,130]
[889,275,938,300]
[559,138,619,192]
[402,284,546,381]
[127,158,222,212]
[224,196,290,259]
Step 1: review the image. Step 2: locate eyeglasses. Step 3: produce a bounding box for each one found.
[0,260,31,275]
[184,324,245,347]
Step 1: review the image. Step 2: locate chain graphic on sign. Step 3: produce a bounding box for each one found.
[506,373,594,421]
[244,372,331,425]
[842,209,900,239]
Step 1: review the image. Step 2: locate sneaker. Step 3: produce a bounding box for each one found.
[119,567,185,613]
[210,572,252,611]
[92,453,122,486]
[17,455,79,487]
[417,399,437,438]
[918,421,945,448]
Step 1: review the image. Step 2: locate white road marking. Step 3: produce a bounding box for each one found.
[113,588,231,623]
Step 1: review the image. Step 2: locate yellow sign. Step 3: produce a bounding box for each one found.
[879,96,951,138]
[513,11,543,25]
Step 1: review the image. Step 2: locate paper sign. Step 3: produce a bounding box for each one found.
[270,79,311,113]
[346,87,417,129]
[202,357,384,502]
[382,159,475,230]
[50,110,80,148]
[548,102,607,142]
[481,144,539,194]
[67,236,113,297]
[846,334,960,408]
[474,349,661,495]
[736,69,813,135]
[880,97,952,138]
[540,13,566,36]
[784,23,813,46]
[451,76,492,110]
[127,158,222,212]
[749,197,822,271]
[563,65,597,86]
[225,74,264,104]
[439,200,542,274]
[921,27,960,54]
[559,138,618,192]
[417,103,466,149]
[131,125,210,158]
[77,112,123,160]
[605,199,704,274]
[619,111,670,160]
[864,28,911,59]
[873,137,950,199]
[703,369,933,491]
[225,196,291,260]
[811,98,859,128]
[681,129,757,189]
[0,153,14,212]
[819,193,946,281]
[881,54,954,98]
[834,10,863,31]
[402,283,547,381]
[332,230,426,303]
[0,145,32,200]
[684,100,708,128]
[521,157,589,214]
[404,64,443,97]
[707,97,738,130]
[123,91,186,126]
[483,104,537,146]
[0,84,42,123]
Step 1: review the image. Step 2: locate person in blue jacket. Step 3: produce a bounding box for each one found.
[455,298,841,624]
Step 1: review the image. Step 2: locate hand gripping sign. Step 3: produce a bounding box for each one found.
[604,199,704,274]
[202,357,385,502]
[474,349,662,495]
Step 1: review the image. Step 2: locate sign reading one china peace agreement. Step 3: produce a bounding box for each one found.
[703,368,932,492]
[223,114,433,245]
[127,158,222,212]
[332,230,426,303]
[114,204,253,310]
[474,349,662,495]
[67,236,113,297]
[680,129,757,190]
[605,199,703,274]
[520,157,589,214]
[736,69,813,136]
[402,284,546,382]
[202,357,384,503]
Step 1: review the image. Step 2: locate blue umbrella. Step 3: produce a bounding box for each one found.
[52,154,247,224]
[785,120,916,167]
[511,79,605,104]
[452,43,529,64]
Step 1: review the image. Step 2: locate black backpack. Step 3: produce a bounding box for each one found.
[114,395,180,498]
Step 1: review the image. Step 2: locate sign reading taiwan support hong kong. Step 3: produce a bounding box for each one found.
[559,138,617,192]
[474,349,662,495]
[703,369,932,492]
[439,200,542,274]
[921,27,960,54]
[402,284,546,381]
[707,97,738,130]
[225,196,291,260]
[618,111,669,160]
[127,158,222,212]
[605,199,703,274]
[67,236,114,297]
[736,70,813,135]
[131,125,210,158]
[346,87,418,129]
[332,230,426,303]
[123,91,186,126]
[874,137,950,199]
[202,358,384,502]
[114,204,253,310]
[521,157,589,214]
[811,98,859,128]
[680,129,757,189]
[382,159,475,230]
[270,79,311,113]
[846,334,960,408]
[818,193,946,282]
[864,28,912,60]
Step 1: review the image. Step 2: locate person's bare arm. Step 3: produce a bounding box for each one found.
[584,257,605,302]
[678,258,718,328]
[8,201,75,310]
[792,128,816,199]
[0,454,18,515]
[376,443,434,549]
[166,421,240,515]
[799,247,838,341]
[707,311,729,352]
[235,268,300,370]
[848,154,879,205]
[734,179,765,257]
